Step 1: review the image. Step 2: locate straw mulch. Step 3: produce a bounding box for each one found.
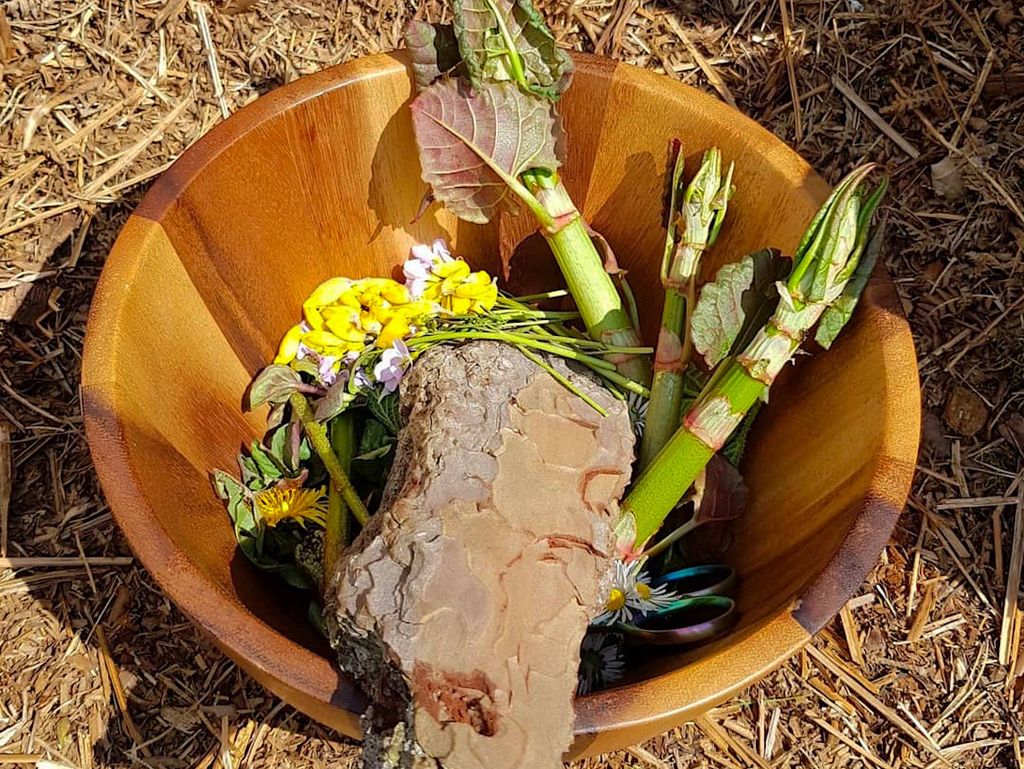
[1,0,1022,766]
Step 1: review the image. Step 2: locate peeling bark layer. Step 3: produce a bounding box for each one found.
[327,341,634,769]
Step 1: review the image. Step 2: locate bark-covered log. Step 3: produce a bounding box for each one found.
[326,341,635,769]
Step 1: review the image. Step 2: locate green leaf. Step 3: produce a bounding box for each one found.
[212,470,245,507]
[368,391,402,434]
[250,440,284,482]
[238,453,262,489]
[405,21,464,92]
[815,224,883,349]
[661,139,687,281]
[358,418,393,458]
[291,358,320,379]
[248,365,303,409]
[267,422,304,473]
[410,79,561,224]
[691,249,791,368]
[454,0,573,100]
[308,601,328,639]
[354,444,393,461]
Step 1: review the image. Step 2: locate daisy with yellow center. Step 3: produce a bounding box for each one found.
[253,486,328,528]
[592,558,680,626]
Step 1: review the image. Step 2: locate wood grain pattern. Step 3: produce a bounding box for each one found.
[81,51,919,758]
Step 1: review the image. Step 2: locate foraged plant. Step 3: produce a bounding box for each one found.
[639,144,733,468]
[405,3,651,385]
[617,164,888,550]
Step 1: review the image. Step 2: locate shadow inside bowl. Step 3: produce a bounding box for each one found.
[83,50,919,758]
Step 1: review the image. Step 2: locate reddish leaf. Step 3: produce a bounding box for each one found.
[410,79,561,224]
[692,454,748,527]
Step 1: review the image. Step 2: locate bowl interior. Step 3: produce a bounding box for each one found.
[83,52,918,750]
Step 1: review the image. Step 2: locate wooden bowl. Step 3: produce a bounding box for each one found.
[82,52,919,758]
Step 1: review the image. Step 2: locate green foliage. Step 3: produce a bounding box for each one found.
[212,470,313,590]
[690,249,791,369]
[453,0,573,100]
[248,365,304,409]
[815,222,884,349]
[368,391,402,434]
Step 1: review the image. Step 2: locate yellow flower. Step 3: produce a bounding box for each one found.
[253,486,327,528]
[606,588,626,613]
[421,260,498,315]
[280,275,437,367]
[274,323,305,365]
[376,300,434,348]
[303,277,352,330]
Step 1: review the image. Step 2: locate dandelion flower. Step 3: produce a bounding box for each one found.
[253,486,328,528]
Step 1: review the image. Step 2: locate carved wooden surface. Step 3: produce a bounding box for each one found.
[81,51,920,757]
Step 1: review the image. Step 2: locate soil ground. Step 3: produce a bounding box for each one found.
[1,0,1022,767]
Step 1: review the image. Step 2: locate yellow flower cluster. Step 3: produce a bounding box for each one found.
[275,277,433,365]
[420,260,498,315]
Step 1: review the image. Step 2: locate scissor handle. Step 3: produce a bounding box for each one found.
[649,564,737,598]
[617,595,736,646]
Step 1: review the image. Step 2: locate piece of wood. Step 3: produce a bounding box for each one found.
[999,476,1024,665]
[833,77,921,159]
[0,422,10,557]
[328,342,634,769]
[80,51,920,758]
[907,582,937,643]
[0,556,133,569]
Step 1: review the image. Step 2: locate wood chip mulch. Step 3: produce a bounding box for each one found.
[1,0,1023,767]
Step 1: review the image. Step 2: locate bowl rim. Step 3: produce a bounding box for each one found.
[82,50,920,746]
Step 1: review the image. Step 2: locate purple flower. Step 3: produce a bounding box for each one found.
[294,322,314,360]
[353,368,373,390]
[372,340,412,393]
[317,355,339,385]
[404,239,453,298]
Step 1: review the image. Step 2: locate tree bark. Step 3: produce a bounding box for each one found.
[326,341,635,769]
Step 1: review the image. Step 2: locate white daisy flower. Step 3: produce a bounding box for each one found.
[577,632,626,695]
[627,391,648,443]
[591,558,680,626]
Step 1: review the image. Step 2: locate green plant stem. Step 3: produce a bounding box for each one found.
[523,173,652,386]
[638,276,688,469]
[515,345,608,416]
[323,413,355,586]
[638,516,699,559]
[289,393,369,527]
[621,163,884,553]
[620,360,765,548]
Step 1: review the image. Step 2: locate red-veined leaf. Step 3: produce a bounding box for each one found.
[410,79,562,224]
